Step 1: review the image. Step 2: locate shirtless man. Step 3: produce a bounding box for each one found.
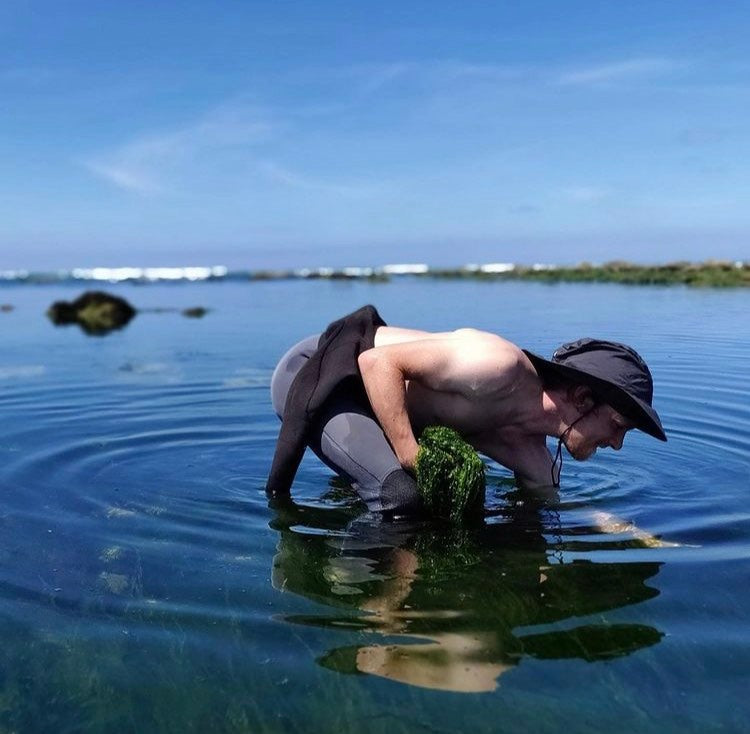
[268,305,666,516]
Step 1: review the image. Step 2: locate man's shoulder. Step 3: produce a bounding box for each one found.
[435,330,544,402]
[449,329,530,369]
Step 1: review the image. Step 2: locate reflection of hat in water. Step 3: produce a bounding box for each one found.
[522,338,667,441]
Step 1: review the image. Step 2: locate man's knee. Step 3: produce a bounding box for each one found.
[379,469,422,517]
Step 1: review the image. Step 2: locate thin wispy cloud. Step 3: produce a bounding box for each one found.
[83,103,275,195]
[429,60,527,82]
[557,57,682,86]
[316,59,528,103]
[84,94,391,199]
[356,63,411,96]
[258,160,384,199]
[84,161,162,195]
[348,56,672,97]
[377,59,525,87]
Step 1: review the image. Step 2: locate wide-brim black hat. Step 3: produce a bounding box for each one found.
[522,338,667,441]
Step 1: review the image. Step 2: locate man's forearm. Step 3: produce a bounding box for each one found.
[358,350,420,470]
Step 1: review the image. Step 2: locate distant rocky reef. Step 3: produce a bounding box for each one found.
[247,260,750,288]
[7,259,748,289]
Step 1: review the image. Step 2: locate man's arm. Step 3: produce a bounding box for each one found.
[514,471,556,491]
[357,344,421,471]
[472,429,556,490]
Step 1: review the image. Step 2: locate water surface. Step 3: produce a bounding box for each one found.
[0,279,748,733]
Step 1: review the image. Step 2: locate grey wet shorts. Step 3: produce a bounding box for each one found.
[270,335,421,516]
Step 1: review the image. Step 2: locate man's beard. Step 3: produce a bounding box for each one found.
[565,437,597,461]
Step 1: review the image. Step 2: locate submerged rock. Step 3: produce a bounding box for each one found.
[0,304,13,312]
[47,291,136,335]
[181,306,209,318]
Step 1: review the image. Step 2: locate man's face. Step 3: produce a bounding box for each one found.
[564,404,635,461]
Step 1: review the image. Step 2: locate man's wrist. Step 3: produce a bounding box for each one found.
[397,442,420,473]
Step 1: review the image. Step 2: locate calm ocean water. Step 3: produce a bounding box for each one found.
[0,279,748,733]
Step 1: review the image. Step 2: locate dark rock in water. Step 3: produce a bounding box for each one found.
[47,291,136,335]
[181,307,209,318]
[0,304,13,312]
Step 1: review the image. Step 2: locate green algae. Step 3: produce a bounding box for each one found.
[415,426,486,523]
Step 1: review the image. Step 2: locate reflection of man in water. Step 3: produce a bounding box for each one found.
[268,305,666,516]
[270,496,664,693]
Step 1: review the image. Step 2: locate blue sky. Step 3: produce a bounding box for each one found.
[1,1,748,269]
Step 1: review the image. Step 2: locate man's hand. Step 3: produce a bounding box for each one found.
[397,442,420,475]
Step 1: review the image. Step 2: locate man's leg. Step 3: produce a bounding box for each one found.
[270,336,420,516]
[270,334,321,418]
[309,394,421,517]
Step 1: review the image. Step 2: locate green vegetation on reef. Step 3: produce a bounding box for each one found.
[504,259,749,287]
[241,259,750,287]
[427,259,750,287]
[416,426,486,523]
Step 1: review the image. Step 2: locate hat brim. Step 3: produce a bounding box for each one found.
[522,350,667,442]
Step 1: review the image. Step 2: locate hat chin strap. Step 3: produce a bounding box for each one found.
[551,406,597,487]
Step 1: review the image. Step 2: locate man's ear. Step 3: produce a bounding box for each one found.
[569,385,596,414]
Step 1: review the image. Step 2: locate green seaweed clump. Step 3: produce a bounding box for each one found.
[416,426,486,523]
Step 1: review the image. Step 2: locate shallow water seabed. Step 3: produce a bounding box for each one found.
[0,279,748,733]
